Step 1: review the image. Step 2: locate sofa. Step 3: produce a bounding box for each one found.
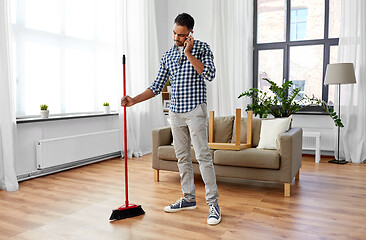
[152,115,302,196]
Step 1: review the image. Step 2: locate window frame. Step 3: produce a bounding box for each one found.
[253,0,339,113]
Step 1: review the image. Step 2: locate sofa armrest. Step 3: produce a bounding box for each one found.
[278,128,303,182]
[152,126,172,170]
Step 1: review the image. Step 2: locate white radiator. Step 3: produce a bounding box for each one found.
[36,130,121,169]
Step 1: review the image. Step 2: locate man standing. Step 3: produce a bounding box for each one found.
[121,13,220,225]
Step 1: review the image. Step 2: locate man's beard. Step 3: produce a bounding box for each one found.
[175,40,184,46]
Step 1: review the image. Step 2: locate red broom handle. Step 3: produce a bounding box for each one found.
[123,55,129,206]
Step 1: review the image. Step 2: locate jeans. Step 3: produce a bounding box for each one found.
[169,103,219,205]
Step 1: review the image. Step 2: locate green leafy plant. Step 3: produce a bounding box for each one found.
[40,104,48,110]
[103,102,109,106]
[238,78,343,127]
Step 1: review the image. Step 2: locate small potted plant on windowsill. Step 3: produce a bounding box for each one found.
[40,104,49,118]
[103,102,110,114]
[166,79,172,92]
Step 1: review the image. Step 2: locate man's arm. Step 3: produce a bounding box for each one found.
[184,37,216,81]
[184,36,204,74]
[121,53,169,107]
[121,89,155,107]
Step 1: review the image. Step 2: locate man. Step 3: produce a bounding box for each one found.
[121,13,220,225]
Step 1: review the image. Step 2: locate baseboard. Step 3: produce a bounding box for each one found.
[17,152,121,182]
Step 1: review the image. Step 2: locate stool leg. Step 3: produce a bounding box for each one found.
[315,136,320,163]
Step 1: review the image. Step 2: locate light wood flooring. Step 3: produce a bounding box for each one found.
[1,154,366,240]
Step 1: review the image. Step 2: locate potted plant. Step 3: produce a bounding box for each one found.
[103,102,110,114]
[166,79,172,92]
[40,104,49,118]
[238,78,343,127]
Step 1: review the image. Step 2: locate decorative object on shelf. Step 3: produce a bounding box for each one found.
[166,79,171,92]
[103,102,110,114]
[163,100,170,110]
[40,104,49,118]
[324,63,357,164]
[238,77,344,128]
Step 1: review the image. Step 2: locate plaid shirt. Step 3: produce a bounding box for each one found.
[148,40,216,113]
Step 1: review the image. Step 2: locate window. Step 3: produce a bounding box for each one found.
[11,0,119,116]
[290,8,307,41]
[254,0,342,107]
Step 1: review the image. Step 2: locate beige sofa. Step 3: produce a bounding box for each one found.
[152,115,302,196]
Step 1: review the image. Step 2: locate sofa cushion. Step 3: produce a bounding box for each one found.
[212,116,235,143]
[158,145,214,163]
[257,116,292,150]
[231,118,262,147]
[214,148,280,169]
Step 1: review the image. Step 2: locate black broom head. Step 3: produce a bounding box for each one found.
[109,205,145,221]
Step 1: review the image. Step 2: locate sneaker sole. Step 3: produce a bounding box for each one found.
[164,205,197,213]
[207,216,221,225]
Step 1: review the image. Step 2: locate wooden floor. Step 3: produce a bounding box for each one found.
[1,154,366,240]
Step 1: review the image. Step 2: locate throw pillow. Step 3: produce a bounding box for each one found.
[257,116,292,150]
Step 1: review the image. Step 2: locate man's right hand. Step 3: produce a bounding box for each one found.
[121,95,135,107]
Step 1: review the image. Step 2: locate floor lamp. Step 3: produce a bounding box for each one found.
[324,63,356,164]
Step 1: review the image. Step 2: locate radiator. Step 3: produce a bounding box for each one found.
[302,130,334,151]
[36,130,121,169]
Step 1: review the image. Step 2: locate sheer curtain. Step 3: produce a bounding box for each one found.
[0,0,19,191]
[210,0,253,116]
[117,0,165,157]
[337,0,366,163]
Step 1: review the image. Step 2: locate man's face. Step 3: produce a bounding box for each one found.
[173,24,191,47]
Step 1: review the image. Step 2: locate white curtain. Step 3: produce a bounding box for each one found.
[337,0,366,163]
[0,0,19,191]
[117,0,165,157]
[210,0,253,117]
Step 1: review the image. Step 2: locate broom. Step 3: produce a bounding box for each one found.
[109,55,145,221]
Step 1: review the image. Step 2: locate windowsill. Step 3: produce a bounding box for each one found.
[292,105,332,116]
[16,112,119,124]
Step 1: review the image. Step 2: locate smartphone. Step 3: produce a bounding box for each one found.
[188,32,193,38]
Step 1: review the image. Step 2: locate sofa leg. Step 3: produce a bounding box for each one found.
[295,170,300,181]
[284,183,290,197]
[154,169,159,182]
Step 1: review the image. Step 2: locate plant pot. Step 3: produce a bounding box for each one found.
[40,110,49,118]
[103,106,111,114]
[167,86,172,92]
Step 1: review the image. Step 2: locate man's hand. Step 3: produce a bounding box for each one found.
[121,95,135,107]
[184,35,194,55]
[184,35,204,74]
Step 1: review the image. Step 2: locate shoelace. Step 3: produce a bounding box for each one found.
[172,197,184,208]
[209,205,219,218]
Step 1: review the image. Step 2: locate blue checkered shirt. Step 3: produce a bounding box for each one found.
[148,40,216,113]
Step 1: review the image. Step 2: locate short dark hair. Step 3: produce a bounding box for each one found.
[174,13,194,30]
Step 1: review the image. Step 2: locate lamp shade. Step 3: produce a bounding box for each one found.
[324,63,356,85]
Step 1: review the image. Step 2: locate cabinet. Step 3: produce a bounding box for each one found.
[162,84,170,114]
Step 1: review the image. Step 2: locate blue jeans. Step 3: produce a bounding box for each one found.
[169,103,219,205]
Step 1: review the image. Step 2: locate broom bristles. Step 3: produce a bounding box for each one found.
[109,205,145,221]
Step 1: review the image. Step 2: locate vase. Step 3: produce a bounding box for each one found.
[40,110,49,118]
[103,106,111,114]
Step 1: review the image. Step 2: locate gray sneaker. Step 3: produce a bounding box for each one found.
[164,197,197,213]
[207,204,221,225]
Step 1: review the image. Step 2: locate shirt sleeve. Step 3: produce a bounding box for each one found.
[199,43,216,82]
[148,54,169,95]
